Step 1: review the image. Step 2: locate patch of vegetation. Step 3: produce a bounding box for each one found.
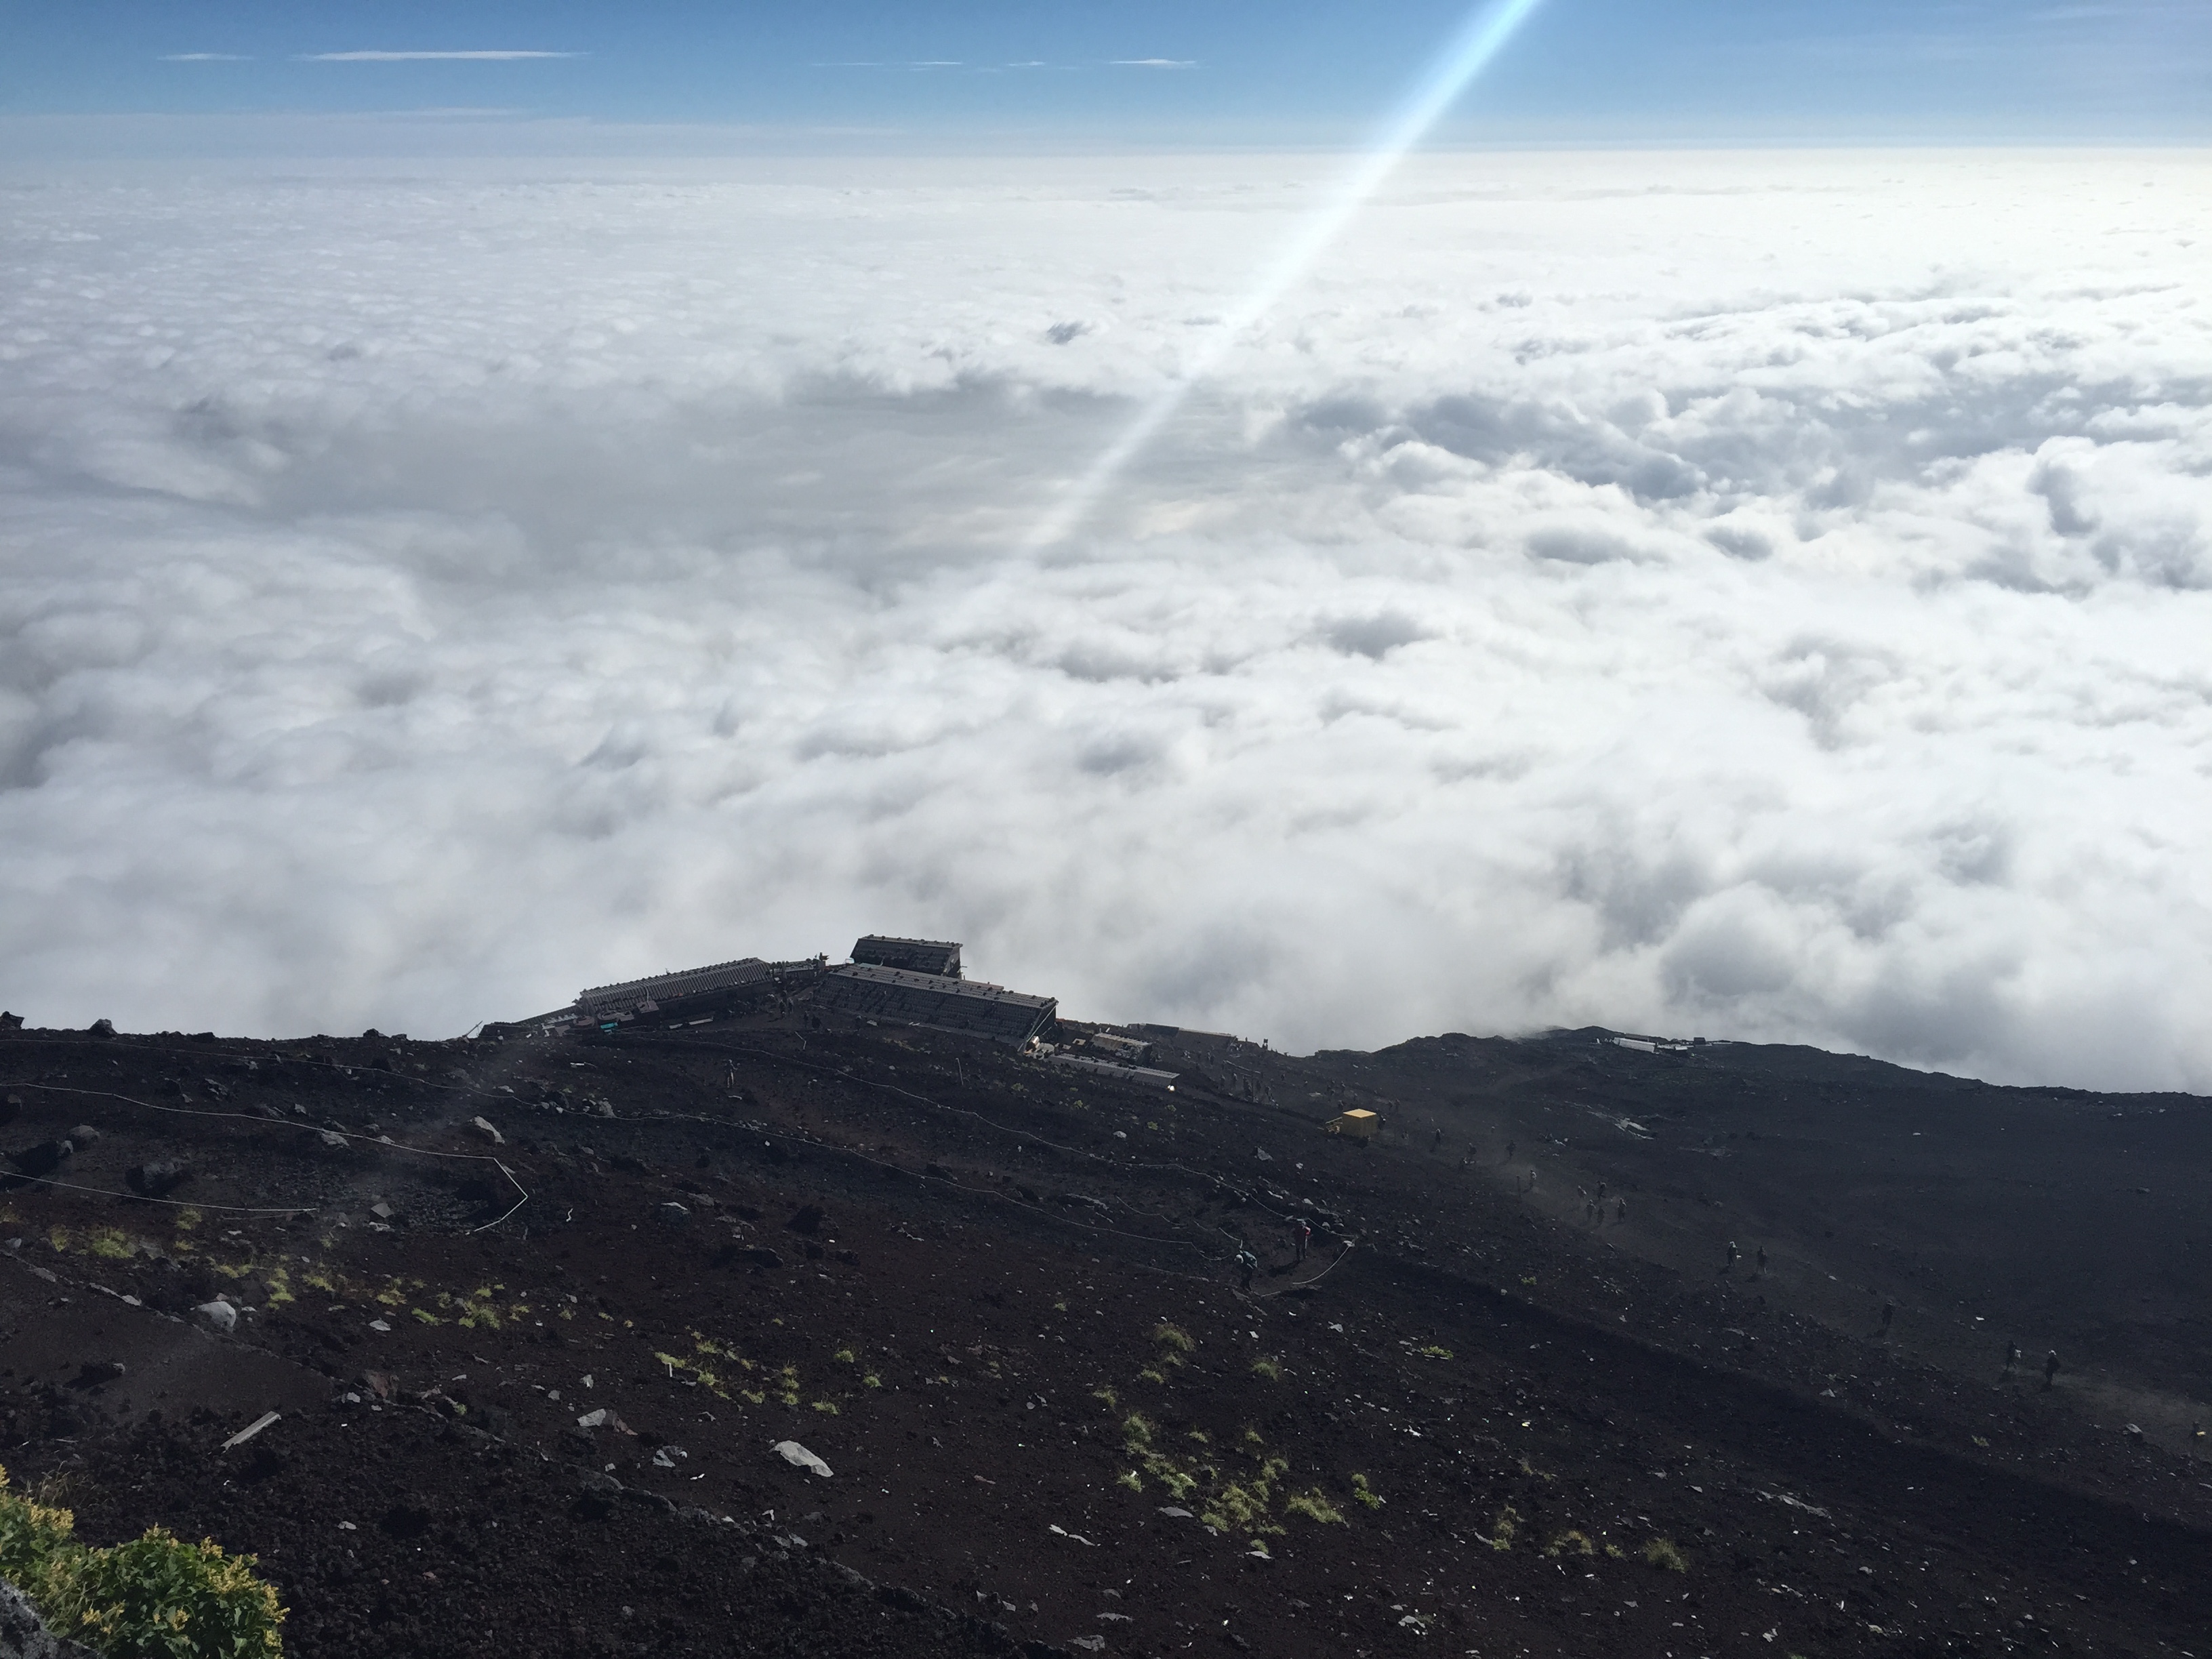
[1138,1367,1169,1385]
[1250,1357,1282,1380]
[1483,1504,1521,1550]
[1091,1386,1119,1410]
[1544,1530,1595,1559]
[863,1373,882,1389]
[1153,1322,1194,1355]
[810,1400,840,1415]
[1351,1473,1385,1510]
[1643,1536,1689,1573]
[85,1228,134,1262]
[1,1462,286,1656]
[1116,1470,1143,1493]
[1414,1344,1453,1361]
[833,1347,857,1365]
[1284,1488,1345,1525]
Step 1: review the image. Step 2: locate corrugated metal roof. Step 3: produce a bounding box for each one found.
[815,962,1054,1045]
[851,936,963,978]
[1046,1054,1178,1090]
[576,956,775,1015]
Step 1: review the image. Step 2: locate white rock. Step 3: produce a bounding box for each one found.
[772,1439,832,1477]
[469,1115,504,1145]
[1,1576,96,1658]
[192,1300,238,1334]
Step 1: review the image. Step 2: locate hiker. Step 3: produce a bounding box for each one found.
[1725,1240,1740,1273]
[1616,1197,1628,1223]
[1881,1299,1896,1333]
[2004,1340,2020,1374]
[1294,1218,1311,1263]
[2043,1350,2060,1389]
[1755,1246,1768,1277]
[1433,1128,1443,1151]
[1506,1141,1516,1163]
[1236,1248,1258,1292]
[1597,1182,1607,1201]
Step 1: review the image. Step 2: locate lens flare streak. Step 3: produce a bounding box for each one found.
[1027,0,1549,549]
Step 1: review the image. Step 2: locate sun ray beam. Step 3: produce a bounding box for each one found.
[1026,0,1549,550]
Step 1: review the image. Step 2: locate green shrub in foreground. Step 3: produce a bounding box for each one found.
[1,1463,284,1657]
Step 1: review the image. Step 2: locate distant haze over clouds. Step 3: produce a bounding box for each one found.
[1,150,2209,1091]
[7,1,2207,144]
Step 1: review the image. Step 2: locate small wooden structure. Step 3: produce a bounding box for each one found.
[1324,1109,1379,1141]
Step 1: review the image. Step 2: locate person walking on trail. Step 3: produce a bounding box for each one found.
[1615,1197,1628,1223]
[1506,1141,1517,1163]
[1236,1248,1258,1292]
[1725,1240,1740,1273]
[1755,1245,1768,1277]
[1881,1299,1896,1334]
[1294,1218,1311,1263]
[2043,1349,2061,1389]
[2004,1340,2020,1375]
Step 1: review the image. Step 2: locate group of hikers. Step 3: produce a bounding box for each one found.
[1235,1215,1319,1290]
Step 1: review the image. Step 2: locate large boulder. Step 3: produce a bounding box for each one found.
[0,1579,97,1659]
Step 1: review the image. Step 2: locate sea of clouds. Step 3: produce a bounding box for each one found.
[2,148,2209,1088]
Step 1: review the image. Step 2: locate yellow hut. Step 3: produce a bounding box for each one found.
[1324,1109,1378,1141]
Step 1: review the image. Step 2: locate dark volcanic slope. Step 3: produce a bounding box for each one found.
[3,1008,2209,1659]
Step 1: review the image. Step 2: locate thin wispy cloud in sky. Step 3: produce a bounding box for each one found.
[1111,59,1197,68]
[300,50,582,62]
[159,53,251,62]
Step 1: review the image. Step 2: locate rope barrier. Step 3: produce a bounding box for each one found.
[4,1081,531,1231]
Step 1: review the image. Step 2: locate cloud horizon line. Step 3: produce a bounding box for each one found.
[300,50,584,63]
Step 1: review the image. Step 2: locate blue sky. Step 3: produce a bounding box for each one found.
[2,1,2207,148]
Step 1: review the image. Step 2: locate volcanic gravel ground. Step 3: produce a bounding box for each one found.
[3,1011,2210,1659]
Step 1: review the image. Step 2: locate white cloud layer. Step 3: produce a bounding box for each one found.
[2,150,2209,1089]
